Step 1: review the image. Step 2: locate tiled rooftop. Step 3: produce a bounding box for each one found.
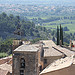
[40,56,75,74]
[0,63,12,73]
[44,47,63,57]
[14,44,39,52]
[40,40,63,57]
[0,69,9,75]
[54,46,75,57]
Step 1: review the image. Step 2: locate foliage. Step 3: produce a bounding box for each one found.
[0,12,74,57]
[0,38,14,56]
[30,38,42,44]
[0,12,49,39]
[30,37,48,44]
[0,12,53,57]
[0,52,8,58]
[60,24,62,40]
[63,27,69,31]
[61,28,63,45]
[57,26,59,45]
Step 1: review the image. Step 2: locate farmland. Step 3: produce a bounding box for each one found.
[42,19,75,34]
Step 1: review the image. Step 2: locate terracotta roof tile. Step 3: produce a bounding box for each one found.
[0,69,9,75]
[40,40,63,57]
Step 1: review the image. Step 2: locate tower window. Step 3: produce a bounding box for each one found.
[20,58,25,68]
[44,59,47,64]
[20,70,24,75]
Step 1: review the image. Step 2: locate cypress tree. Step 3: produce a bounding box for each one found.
[60,24,62,41]
[57,26,59,45]
[60,24,63,46]
[61,27,63,45]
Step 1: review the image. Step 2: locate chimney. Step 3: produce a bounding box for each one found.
[70,40,72,48]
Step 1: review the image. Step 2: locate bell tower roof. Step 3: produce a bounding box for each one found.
[14,44,39,52]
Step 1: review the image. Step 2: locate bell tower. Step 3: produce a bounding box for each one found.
[12,45,39,75]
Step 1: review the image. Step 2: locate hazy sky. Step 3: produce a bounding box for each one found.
[0,0,75,6]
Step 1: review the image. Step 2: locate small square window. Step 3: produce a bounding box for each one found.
[44,59,47,64]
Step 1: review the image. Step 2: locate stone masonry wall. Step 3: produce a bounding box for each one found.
[43,56,62,68]
[13,51,39,75]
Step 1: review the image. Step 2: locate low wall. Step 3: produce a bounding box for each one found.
[43,56,62,68]
[0,57,12,65]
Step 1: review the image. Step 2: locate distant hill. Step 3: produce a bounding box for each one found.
[0,12,49,40]
[0,0,75,6]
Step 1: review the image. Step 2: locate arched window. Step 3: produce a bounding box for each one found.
[20,58,25,68]
[20,70,24,75]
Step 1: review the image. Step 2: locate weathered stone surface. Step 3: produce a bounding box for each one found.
[13,50,39,75]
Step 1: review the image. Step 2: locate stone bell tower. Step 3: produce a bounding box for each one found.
[12,44,39,75]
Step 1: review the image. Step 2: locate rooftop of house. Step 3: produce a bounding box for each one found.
[72,48,75,51]
[40,40,56,47]
[0,56,12,65]
[14,44,39,52]
[0,69,9,75]
[53,46,75,57]
[72,40,75,45]
[40,40,63,57]
[40,56,75,74]
[0,63,12,73]
[44,47,63,57]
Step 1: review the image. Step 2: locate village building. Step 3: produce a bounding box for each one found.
[39,40,64,69]
[0,56,12,65]
[13,40,74,75]
[0,63,12,74]
[40,57,75,75]
[0,40,75,75]
[12,45,40,75]
[0,56,12,75]
[0,69,10,75]
[71,40,75,51]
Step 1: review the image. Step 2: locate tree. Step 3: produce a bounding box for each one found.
[74,33,75,35]
[9,14,14,20]
[2,12,7,18]
[60,24,63,45]
[63,27,69,31]
[57,26,59,45]
[60,24,62,41]
[52,37,55,42]
[16,15,20,23]
[61,27,63,45]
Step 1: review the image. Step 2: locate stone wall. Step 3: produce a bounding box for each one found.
[40,64,75,75]
[42,56,62,68]
[13,51,39,75]
[38,48,44,69]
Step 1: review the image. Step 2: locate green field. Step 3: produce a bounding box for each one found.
[27,16,75,34]
[42,20,75,34]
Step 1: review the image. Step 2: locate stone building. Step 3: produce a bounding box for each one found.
[70,40,75,51]
[12,40,75,75]
[0,63,12,75]
[12,40,66,75]
[40,57,75,75]
[12,40,22,50]
[0,56,12,75]
[12,45,39,75]
[39,40,64,68]
[12,40,30,50]
[0,69,10,75]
